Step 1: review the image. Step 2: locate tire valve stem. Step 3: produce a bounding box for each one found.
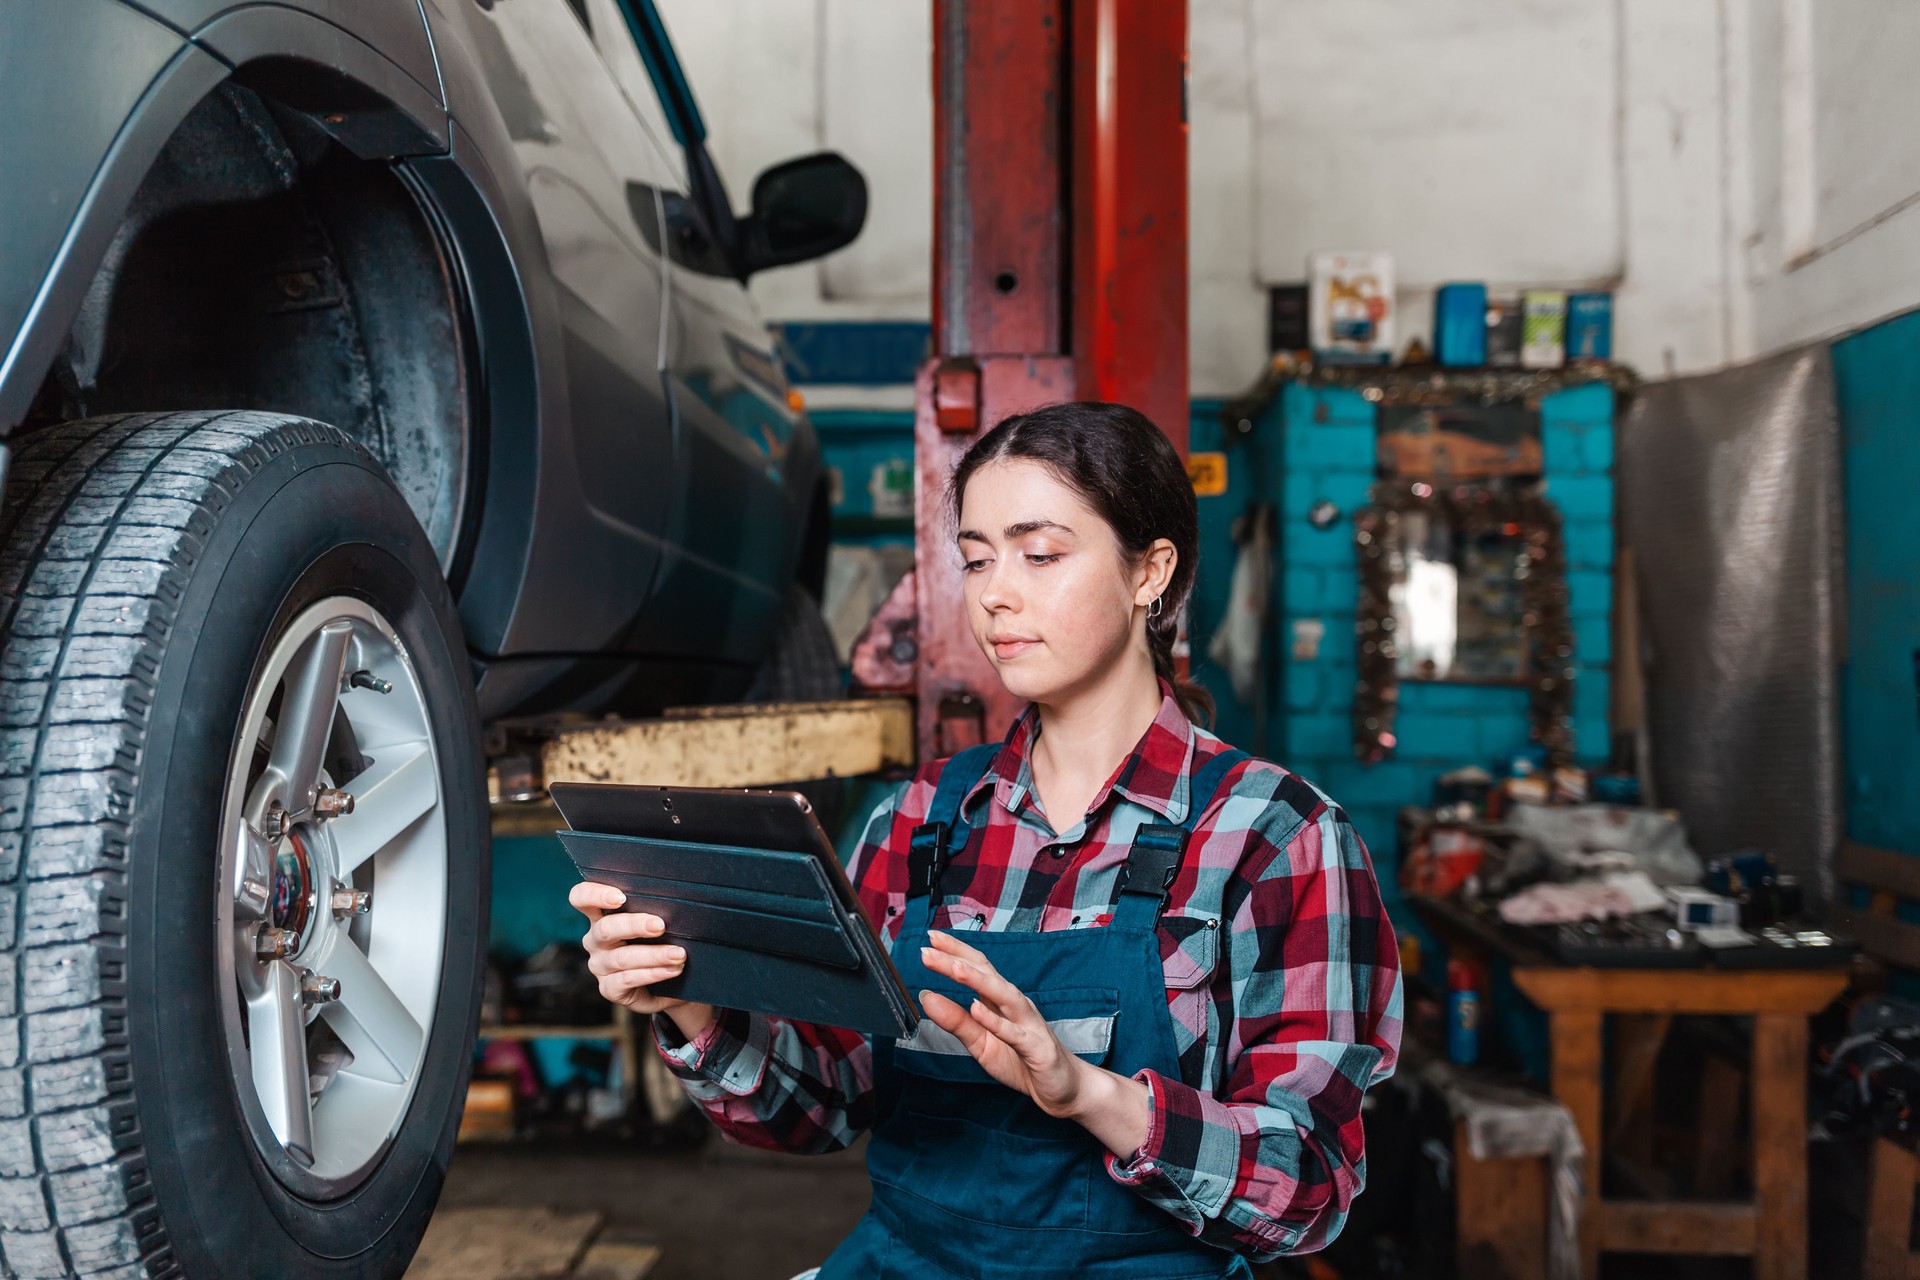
[330,883,372,917]
[348,670,393,695]
[314,788,356,819]
[255,927,301,961]
[300,972,342,1006]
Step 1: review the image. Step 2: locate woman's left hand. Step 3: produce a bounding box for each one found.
[916,930,1092,1119]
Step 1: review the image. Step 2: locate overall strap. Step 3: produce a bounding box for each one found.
[905,743,1000,905]
[1116,748,1250,926]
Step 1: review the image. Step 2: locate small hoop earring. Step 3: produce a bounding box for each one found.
[1148,596,1164,619]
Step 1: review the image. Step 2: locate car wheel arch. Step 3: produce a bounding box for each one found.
[15,70,506,587]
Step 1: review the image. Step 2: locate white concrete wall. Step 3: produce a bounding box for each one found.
[655,0,931,322]
[1739,0,1920,357]
[655,0,1920,394]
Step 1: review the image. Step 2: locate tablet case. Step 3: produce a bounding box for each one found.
[558,828,916,1038]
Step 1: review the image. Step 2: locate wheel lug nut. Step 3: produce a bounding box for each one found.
[237,876,271,919]
[300,972,341,1005]
[348,670,392,694]
[262,803,290,841]
[255,926,301,960]
[314,788,355,819]
[330,884,371,917]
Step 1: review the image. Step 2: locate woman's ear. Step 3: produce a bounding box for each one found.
[1134,539,1178,606]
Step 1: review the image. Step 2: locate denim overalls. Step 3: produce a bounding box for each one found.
[819,744,1253,1280]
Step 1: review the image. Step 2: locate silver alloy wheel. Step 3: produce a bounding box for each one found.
[216,597,447,1198]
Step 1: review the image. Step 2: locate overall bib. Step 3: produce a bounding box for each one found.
[819,746,1252,1280]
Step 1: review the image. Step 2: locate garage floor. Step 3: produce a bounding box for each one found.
[417,1136,871,1280]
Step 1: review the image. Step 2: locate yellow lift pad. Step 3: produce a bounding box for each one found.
[539,697,915,791]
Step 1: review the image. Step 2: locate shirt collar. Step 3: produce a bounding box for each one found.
[960,681,1199,827]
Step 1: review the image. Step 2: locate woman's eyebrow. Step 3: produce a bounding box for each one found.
[1003,519,1074,539]
[954,519,1074,545]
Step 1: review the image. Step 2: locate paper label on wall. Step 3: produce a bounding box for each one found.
[1521,291,1568,369]
[869,458,912,519]
[1292,618,1326,661]
[1187,452,1228,497]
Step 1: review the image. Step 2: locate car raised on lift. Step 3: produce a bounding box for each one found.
[0,2,863,1274]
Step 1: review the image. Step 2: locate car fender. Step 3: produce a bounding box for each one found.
[132,1,442,113]
[0,1,214,432]
[0,1,450,433]
[191,5,448,158]
[399,123,565,663]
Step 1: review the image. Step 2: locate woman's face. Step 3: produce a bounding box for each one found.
[955,458,1171,707]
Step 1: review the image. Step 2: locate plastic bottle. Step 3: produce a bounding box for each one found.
[1446,958,1480,1066]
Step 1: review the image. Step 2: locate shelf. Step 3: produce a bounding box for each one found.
[477,1023,621,1041]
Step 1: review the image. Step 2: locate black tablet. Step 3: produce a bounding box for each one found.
[551,782,916,1038]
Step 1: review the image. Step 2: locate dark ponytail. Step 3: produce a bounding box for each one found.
[948,401,1215,726]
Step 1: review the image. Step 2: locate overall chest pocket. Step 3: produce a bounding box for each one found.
[873,985,1123,1233]
[893,986,1119,1085]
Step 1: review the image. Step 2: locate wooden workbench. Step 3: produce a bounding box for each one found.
[1411,896,1849,1280]
[1513,966,1846,1280]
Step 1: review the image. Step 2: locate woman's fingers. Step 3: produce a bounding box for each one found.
[583,911,666,951]
[568,881,627,917]
[587,941,685,979]
[925,929,997,970]
[918,990,988,1047]
[966,996,1029,1047]
[922,935,1034,1020]
[602,963,685,994]
[920,991,1028,1080]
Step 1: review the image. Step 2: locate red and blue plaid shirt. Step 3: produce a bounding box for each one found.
[656,687,1403,1259]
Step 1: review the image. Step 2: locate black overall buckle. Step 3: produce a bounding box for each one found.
[1120,824,1189,917]
[907,822,951,899]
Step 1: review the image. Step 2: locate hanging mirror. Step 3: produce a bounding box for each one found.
[1353,482,1575,765]
[1390,508,1531,682]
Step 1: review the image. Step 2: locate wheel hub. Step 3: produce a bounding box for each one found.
[271,829,317,944]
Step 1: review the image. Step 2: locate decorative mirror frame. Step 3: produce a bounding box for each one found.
[1352,481,1576,766]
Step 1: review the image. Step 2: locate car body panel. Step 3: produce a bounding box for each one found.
[416,0,681,666]
[0,0,448,431]
[0,1,202,427]
[2,0,832,722]
[191,5,448,156]
[132,0,444,110]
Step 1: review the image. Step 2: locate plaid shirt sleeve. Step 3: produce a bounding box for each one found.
[1107,775,1404,1259]
[650,784,906,1154]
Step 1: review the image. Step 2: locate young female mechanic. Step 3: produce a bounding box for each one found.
[571,402,1403,1278]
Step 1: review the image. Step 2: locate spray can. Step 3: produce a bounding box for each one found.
[1446,958,1480,1066]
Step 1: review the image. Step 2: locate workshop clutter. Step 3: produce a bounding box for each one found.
[465,946,649,1144]
[1400,754,1849,965]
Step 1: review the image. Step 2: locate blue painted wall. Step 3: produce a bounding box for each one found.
[684,375,1610,939]
[812,407,915,546]
[1831,313,1920,856]
[1186,384,1616,911]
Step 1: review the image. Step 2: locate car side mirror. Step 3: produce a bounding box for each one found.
[739,152,867,276]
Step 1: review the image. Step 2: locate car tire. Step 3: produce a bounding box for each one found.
[750,585,849,833]
[755,584,843,704]
[0,411,486,1278]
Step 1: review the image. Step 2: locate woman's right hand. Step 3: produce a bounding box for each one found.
[569,881,717,1040]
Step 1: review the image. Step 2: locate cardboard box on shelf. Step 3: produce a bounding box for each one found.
[1308,250,1395,363]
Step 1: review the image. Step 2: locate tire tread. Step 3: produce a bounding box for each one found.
[0,412,367,1278]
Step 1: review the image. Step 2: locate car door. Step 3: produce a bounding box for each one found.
[464,0,680,624]
[599,0,799,661]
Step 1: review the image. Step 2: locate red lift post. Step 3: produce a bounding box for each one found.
[853,0,1190,758]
